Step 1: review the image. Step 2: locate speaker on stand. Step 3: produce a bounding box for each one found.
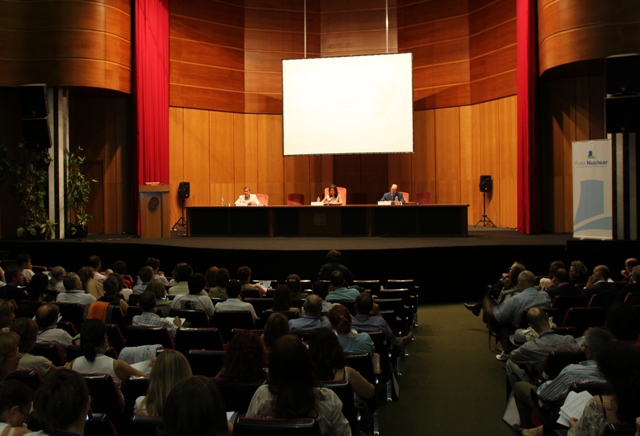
[475,175,496,227]
[172,182,190,233]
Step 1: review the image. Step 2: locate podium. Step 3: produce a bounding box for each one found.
[139,185,171,238]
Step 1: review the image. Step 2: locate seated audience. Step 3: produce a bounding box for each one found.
[620,257,639,282]
[158,376,231,436]
[289,295,332,331]
[98,275,128,314]
[352,293,413,351]
[77,266,103,299]
[583,265,618,296]
[15,254,33,283]
[25,273,53,302]
[135,349,192,416]
[0,380,33,436]
[112,260,133,289]
[204,266,219,294]
[0,300,15,332]
[132,266,154,295]
[147,279,171,316]
[88,255,109,284]
[216,330,266,382]
[262,313,290,351]
[286,274,307,300]
[246,335,350,436]
[311,281,337,313]
[46,266,66,293]
[214,280,258,321]
[208,268,229,299]
[325,271,360,303]
[35,304,73,353]
[317,249,354,285]
[133,291,182,338]
[569,260,589,287]
[144,257,170,286]
[543,268,578,300]
[167,264,192,296]
[464,262,526,316]
[0,267,27,304]
[237,266,266,297]
[328,305,374,354]
[0,332,21,384]
[56,273,96,306]
[621,265,640,294]
[10,318,57,376]
[267,285,300,316]
[171,273,215,317]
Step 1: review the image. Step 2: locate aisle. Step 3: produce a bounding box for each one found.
[378,304,514,435]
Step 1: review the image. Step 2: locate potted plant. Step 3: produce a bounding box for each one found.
[66,147,97,238]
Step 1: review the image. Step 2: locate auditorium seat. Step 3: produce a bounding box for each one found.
[324,186,347,205]
[175,327,225,354]
[415,192,431,204]
[399,191,410,202]
[287,193,305,205]
[31,343,66,366]
[256,193,269,205]
[126,325,175,349]
[187,350,226,377]
[233,416,321,436]
[213,379,265,413]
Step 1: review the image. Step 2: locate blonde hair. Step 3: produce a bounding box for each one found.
[0,300,15,329]
[327,305,352,335]
[141,349,192,416]
[146,279,166,300]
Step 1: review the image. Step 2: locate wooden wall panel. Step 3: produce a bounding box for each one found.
[169,107,185,220]
[0,0,131,92]
[497,97,517,228]
[434,107,461,204]
[256,115,284,205]
[183,109,211,206]
[209,111,236,205]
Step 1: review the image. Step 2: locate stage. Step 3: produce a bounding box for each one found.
[0,228,634,303]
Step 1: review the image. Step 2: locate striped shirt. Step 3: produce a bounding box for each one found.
[536,360,605,402]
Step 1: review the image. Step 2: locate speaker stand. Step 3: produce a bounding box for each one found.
[474,191,496,227]
[171,197,187,231]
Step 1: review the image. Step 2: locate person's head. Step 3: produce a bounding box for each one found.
[517,270,536,291]
[0,300,16,329]
[328,184,337,197]
[63,273,82,291]
[176,264,193,283]
[327,304,352,335]
[302,295,323,318]
[355,292,374,315]
[624,258,639,274]
[171,263,187,281]
[88,255,102,270]
[272,285,293,311]
[0,380,33,429]
[267,335,317,419]
[4,266,23,286]
[0,332,21,380]
[77,266,94,289]
[548,260,565,276]
[26,272,48,300]
[243,186,251,198]
[570,260,588,279]
[16,254,32,271]
[205,267,219,289]
[112,260,127,275]
[326,250,341,263]
[308,327,345,381]
[79,319,107,362]
[582,327,614,360]
[10,317,38,353]
[138,265,154,284]
[591,264,611,282]
[36,303,59,330]
[390,184,398,195]
[552,268,570,285]
[525,307,550,334]
[143,349,192,416]
[49,266,66,283]
[632,265,640,283]
[286,274,301,294]
[138,291,157,312]
[595,340,640,423]
[159,376,228,436]
[236,266,252,282]
[312,281,329,300]
[215,268,230,288]
[606,302,640,342]
[220,330,266,382]
[262,313,290,349]
[32,369,90,434]
[329,270,345,288]
[188,273,206,295]
[508,262,526,285]
[103,275,119,296]
[145,257,160,272]
[226,280,242,299]
[147,279,167,300]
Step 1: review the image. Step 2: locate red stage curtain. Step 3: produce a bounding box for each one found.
[516,0,541,234]
[135,0,169,186]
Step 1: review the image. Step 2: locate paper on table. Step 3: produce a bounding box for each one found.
[557,390,593,427]
[166,317,186,325]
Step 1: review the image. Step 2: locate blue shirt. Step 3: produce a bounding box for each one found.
[289,316,332,331]
[326,287,360,303]
[493,287,551,328]
[337,332,375,354]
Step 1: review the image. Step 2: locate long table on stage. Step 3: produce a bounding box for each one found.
[186,204,468,237]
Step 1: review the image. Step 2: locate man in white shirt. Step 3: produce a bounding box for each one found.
[214,280,258,320]
[171,273,215,317]
[56,273,97,306]
[36,303,74,353]
[235,186,260,206]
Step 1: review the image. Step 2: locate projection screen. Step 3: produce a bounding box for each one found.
[282,53,413,156]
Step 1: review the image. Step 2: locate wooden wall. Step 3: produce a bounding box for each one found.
[0,0,131,92]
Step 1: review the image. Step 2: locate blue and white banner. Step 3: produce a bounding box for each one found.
[572,139,612,240]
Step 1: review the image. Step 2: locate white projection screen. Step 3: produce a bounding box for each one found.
[282,53,414,156]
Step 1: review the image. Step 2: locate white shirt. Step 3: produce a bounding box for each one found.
[56,290,96,306]
[214,298,258,320]
[235,193,260,206]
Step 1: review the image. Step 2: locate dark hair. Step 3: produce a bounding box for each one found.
[103,275,119,296]
[147,279,166,300]
[328,184,338,197]
[63,273,80,291]
[329,270,345,287]
[10,317,38,353]
[553,268,571,284]
[176,264,193,282]
[159,376,228,436]
[16,253,31,267]
[112,260,127,275]
[308,328,346,381]
[327,305,352,335]
[205,267,219,288]
[226,280,241,298]
[312,281,328,300]
[79,319,106,362]
[26,272,49,300]
[215,268,230,288]
[286,274,301,293]
[355,292,374,314]
[88,255,101,269]
[596,341,640,423]
[139,266,154,283]
[606,302,640,342]
[188,273,206,295]
[145,257,160,270]
[548,260,565,275]
[326,250,341,263]
[237,266,252,282]
[262,313,290,349]
[509,263,526,286]
[33,369,89,433]
[77,266,94,291]
[139,291,157,312]
[570,260,588,276]
[218,330,266,382]
[268,335,317,419]
[272,285,293,312]
[4,265,21,284]
[36,303,59,330]
[0,380,33,416]
[595,265,611,280]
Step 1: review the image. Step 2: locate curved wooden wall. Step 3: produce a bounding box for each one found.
[0,0,131,93]
[538,0,640,76]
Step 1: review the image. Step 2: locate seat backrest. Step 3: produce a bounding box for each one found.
[56,302,85,331]
[57,320,78,337]
[212,311,256,343]
[357,330,391,383]
[105,324,126,353]
[287,193,305,205]
[386,279,415,292]
[213,379,266,413]
[344,352,375,384]
[175,327,225,354]
[125,306,143,326]
[129,415,163,436]
[415,191,431,204]
[256,193,269,205]
[123,376,150,416]
[324,186,347,205]
[16,300,42,318]
[84,412,118,436]
[318,381,359,436]
[187,350,226,377]
[560,307,606,335]
[6,370,42,392]
[399,191,410,202]
[169,308,210,328]
[125,326,175,349]
[353,280,381,295]
[588,293,623,310]
[234,417,321,436]
[31,343,66,366]
[245,298,274,315]
[83,374,124,414]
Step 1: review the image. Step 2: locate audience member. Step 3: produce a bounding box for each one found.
[286,274,307,299]
[171,273,215,317]
[158,376,230,436]
[620,257,639,282]
[167,264,192,296]
[569,260,589,287]
[621,265,640,294]
[262,313,290,350]
[0,300,15,332]
[15,254,33,283]
[133,266,154,295]
[35,304,73,352]
[98,275,129,314]
[0,332,21,383]
[328,305,374,354]
[135,349,192,416]
[213,280,258,321]
[204,266,219,294]
[10,317,57,376]
[25,273,52,302]
[464,262,526,316]
[145,257,170,286]
[216,330,266,382]
[147,279,171,316]
[0,266,27,304]
[56,273,96,306]
[133,291,181,338]
[583,265,618,296]
[208,268,229,299]
[352,292,412,351]
[246,335,350,435]
[77,266,103,299]
[237,266,266,297]
[317,250,354,285]
[46,266,66,293]
[112,260,133,289]
[311,281,337,313]
[0,380,33,436]
[88,255,110,284]
[326,271,359,303]
[544,268,578,300]
[289,295,332,331]
[267,285,300,316]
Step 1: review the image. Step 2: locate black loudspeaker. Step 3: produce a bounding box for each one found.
[479,175,492,193]
[18,84,48,118]
[606,54,640,96]
[177,182,190,199]
[21,118,51,149]
[606,95,640,133]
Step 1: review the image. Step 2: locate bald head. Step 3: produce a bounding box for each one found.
[36,303,60,330]
[526,307,550,333]
[390,184,398,195]
[303,294,323,317]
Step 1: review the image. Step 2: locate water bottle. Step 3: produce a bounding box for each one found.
[221,197,224,206]
[317,196,320,202]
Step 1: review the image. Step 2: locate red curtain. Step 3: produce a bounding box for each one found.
[135,0,169,186]
[516,0,541,234]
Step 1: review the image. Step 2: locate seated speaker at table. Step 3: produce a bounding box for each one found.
[235,186,260,206]
[322,184,344,205]
[380,183,405,203]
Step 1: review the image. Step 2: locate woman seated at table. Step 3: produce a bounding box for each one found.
[322,184,343,205]
[235,186,260,206]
